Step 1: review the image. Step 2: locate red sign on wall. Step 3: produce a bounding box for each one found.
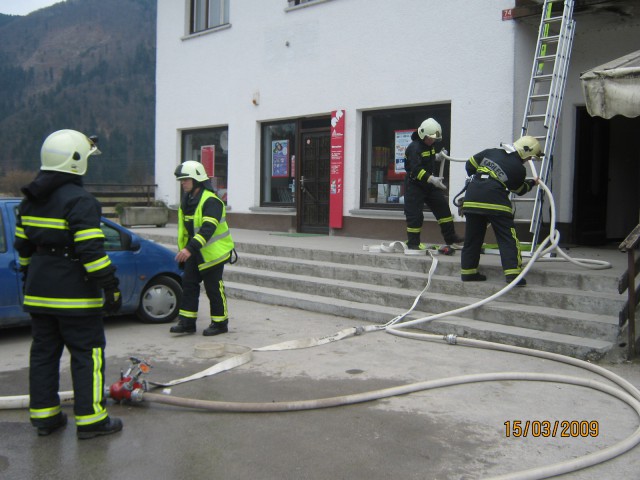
[329,110,345,229]
[201,145,215,177]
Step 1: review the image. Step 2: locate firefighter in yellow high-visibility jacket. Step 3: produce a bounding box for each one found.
[170,160,235,336]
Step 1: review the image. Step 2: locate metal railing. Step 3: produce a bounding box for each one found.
[618,223,640,358]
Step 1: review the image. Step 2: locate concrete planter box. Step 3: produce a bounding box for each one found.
[119,206,169,228]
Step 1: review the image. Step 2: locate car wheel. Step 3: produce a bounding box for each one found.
[136,276,182,324]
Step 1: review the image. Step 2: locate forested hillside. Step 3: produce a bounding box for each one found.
[0,0,156,185]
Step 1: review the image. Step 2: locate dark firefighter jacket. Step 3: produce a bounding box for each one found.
[463,147,535,217]
[404,131,441,187]
[178,187,234,271]
[14,171,117,315]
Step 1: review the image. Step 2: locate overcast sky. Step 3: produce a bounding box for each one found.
[0,0,64,16]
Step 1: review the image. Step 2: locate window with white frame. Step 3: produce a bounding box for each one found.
[190,0,229,34]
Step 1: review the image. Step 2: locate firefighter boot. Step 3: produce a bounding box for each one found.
[77,417,123,440]
[506,274,527,287]
[36,412,67,436]
[170,318,196,334]
[406,232,422,250]
[203,320,228,336]
[461,273,487,282]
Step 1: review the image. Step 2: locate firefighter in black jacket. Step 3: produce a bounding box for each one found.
[14,129,123,439]
[460,135,541,286]
[403,118,463,250]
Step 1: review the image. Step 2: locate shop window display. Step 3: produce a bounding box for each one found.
[362,105,451,209]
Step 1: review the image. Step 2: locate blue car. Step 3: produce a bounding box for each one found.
[0,198,183,328]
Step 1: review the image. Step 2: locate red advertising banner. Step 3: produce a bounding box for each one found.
[200,145,215,177]
[329,110,345,229]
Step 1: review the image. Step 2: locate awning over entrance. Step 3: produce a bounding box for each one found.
[580,49,640,119]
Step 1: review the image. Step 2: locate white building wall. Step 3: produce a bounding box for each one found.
[156,0,516,218]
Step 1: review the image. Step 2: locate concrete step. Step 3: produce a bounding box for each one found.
[224,264,619,343]
[224,281,613,360]
[234,252,623,317]
[133,233,623,360]
[234,242,620,293]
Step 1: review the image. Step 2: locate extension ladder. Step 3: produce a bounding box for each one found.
[513,0,576,252]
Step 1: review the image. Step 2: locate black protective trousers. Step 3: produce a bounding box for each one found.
[180,258,227,324]
[403,178,457,245]
[29,313,107,427]
[461,213,522,278]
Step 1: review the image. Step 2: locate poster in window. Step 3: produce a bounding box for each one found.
[271,140,289,178]
[394,130,413,174]
[201,145,215,177]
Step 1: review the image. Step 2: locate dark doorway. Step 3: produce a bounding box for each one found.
[573,107,640,245]
[298,130,331,234]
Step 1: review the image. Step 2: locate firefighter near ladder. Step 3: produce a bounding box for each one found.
[403,118,463,252]
[460,136,542,287]
[14,129,124,439]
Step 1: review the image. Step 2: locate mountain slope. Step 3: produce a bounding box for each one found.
[0,0,156,184]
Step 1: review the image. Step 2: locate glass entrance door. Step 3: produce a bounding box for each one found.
[298,131,330,233]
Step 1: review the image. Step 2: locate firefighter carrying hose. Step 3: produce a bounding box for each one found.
[460,135,541,286]
[403,117,463,251]
[170,160,235,336]
[14,129,123,439]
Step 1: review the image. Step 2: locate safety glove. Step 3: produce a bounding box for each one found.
[104,287,122,313]
[435,149,449,162]
[99,275,122,313]
[427,175,447,190]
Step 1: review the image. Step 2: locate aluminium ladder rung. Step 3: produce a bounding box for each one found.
[542,16,564,24]
[540,35,561,43]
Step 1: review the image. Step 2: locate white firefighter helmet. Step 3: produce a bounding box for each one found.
[513,135,543,160]
[417,118,442,141]
[174,160,209,182]
[40,129,101,176]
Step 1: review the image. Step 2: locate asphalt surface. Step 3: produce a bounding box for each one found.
[1,293,640,480]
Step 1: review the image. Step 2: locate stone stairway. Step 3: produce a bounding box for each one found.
[224,241,625,361]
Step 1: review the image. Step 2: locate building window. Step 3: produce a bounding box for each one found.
[261,121,296,206]
[191,0,229,34]
[181,127,229,202]
[361,105,451,209]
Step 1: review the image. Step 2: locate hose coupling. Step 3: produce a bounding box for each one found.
[444,334,458,345]
[354,326,365,336]
[130,388,145,403]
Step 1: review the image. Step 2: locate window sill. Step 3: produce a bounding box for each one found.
[182,23,231,41]
[349,208,435,220]
[249,206,296,215]
[285,0,336,12]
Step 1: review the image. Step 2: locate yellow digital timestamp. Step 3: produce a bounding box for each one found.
[504,420,599,438]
